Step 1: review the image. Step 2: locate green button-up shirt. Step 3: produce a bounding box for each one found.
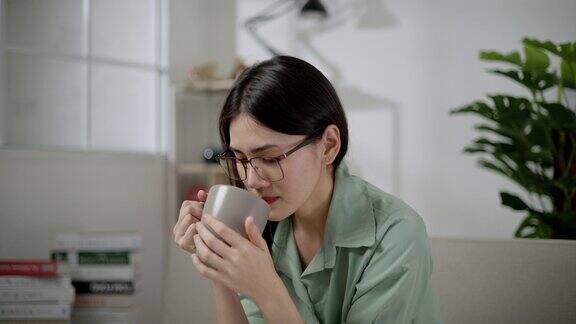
[240,163,443,324]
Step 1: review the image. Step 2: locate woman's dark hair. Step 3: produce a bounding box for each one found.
[218,55,349,251]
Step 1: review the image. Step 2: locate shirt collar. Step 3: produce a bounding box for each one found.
[272,162,376,276]
[325,162,376,248]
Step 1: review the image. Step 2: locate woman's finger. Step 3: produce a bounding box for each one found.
[173,213,191,240]
[178,201,204,222]
[194,234,226,271]
[196,222,232,259]
[197,190,208,203]
[174,202,203,238]
[174,201,191,234]
[191,253,226,284]
[174,213,201,239]
[177,223,198,253]
[177,200,193,221]
[245,216,267,251]
[202,214,245,248]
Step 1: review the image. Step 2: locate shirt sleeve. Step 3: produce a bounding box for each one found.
[238,293,265,324]
[345,216,438,324]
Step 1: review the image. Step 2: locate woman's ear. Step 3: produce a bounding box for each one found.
[320,125,341,165]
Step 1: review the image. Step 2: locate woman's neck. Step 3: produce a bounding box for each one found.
[292,165,335,241]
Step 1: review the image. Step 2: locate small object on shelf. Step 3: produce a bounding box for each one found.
[185,57,247,92]
[186,62,235,92]
[202,147,223,163]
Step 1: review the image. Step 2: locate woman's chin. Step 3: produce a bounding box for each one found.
[268,207,292,222]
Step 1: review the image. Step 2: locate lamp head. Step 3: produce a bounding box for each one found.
[300,0,328,19]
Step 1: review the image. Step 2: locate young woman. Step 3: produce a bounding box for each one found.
[173,56,442,324]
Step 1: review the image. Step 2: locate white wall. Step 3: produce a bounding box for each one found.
[169,0,237,84]
[0,0,4,146]
[236,0,576,239]
[0,49,4,147]
[0,149,167,324]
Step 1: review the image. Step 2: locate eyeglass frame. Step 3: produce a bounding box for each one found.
[216,135,320,182]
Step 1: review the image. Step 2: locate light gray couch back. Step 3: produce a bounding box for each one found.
[430,237,576,324]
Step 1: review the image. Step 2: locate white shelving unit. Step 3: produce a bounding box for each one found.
[176,162,227,191]
[166,85,231,222]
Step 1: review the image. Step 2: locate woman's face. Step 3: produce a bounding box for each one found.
[228,114,324,221]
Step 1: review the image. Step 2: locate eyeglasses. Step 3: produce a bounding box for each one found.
[216,136,318,182]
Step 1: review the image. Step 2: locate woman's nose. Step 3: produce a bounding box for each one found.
[245,164,269,189]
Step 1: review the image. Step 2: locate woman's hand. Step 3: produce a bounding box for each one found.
[173,190,207,254]
[191,214,282,303]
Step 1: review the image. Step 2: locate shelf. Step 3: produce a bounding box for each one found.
[177,163,224,175]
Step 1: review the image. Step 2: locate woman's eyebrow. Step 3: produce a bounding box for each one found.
[229,144,279,155]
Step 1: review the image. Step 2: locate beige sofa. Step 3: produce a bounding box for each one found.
[163,237,576,324]
[430,237,576,324]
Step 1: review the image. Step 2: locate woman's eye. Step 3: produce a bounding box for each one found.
[261,157,277,163]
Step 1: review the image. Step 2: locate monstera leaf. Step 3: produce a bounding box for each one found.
[451,38,576,239]
[523,38,576,89]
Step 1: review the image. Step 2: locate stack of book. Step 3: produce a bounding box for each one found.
[51,233,142,324]
[0,260,74,323]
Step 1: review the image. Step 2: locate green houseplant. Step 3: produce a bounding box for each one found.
[450,38,576,239]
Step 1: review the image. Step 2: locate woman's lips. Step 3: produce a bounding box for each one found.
[262,197,279,205]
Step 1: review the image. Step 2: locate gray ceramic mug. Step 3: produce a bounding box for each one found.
[202,185,270,239]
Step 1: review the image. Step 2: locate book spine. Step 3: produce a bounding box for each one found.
[50,251,69,263]
[78,251,130,265]
[0,261,60,277]
[0,276,71,289]
[72,281,134,295]
[71,308,134,322]
[72,266,134,281]
[52,251,131,265]
[0,321,69,324]
[0,304,71,320]
[0,288,75,303]
[74,294,136,308]
[55,234,142,251]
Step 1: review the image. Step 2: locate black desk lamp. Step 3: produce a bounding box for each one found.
[244,0,328,56]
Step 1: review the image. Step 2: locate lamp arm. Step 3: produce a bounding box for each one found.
[243,0,301,56]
